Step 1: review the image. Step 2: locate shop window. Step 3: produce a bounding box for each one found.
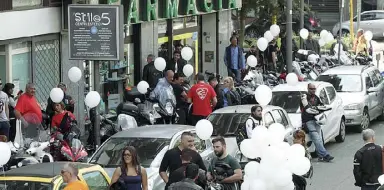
[173,16,197,30]
[13,0,41,8]
[11,42,31,96]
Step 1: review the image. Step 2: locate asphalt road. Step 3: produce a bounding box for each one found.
[307,120,384,190]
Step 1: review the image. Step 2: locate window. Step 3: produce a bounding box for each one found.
[271,91,305,113]
[278,110,290,128]
[264,112,275,127]
[317,74,362,92]
[369,71,380,87]
[173,133,207,153]
[361,13,375,21]
[13,0,42,8]
[374,70,383,83]
[83,171,109,190]
[325,86,337,103]
[375,12,384,19]
[319,89,330,105]
[271,110,283,124]
[365,75,373,88]
[207,113,249,136]
[0,181,52,189]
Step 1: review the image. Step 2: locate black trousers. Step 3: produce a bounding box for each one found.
[175,107,186,125]
[191,115,206,126]
[361,185,380,190]
[9,119,16,142]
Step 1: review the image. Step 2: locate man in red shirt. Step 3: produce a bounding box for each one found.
[188,73,217,125]
[15,83,42,138]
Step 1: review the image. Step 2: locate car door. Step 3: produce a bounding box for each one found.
[325,86,342,139]
[359,12,376,32]
[81,171,110,190]
[364,72,376,118]
[374,69,384,112]
[369,12,384,38]
[262,111,275,128]
[368,70,381,118]
[317,87,331,141]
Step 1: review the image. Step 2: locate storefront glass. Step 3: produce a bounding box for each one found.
[11,42,31,94]
[0,45,5,84]
[13,0,41,8]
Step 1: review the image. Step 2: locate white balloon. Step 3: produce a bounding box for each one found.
[378,174,384,185]
[262,145,286,169]
[299,28,309,40]
[250,179,267,190]
[267,123,286,145]
[276,142,291,153]
[286,73,299,86]
[257,37,269,51]
[181,47,193,61]
[279,181,295,190]
[258,161,276,182]
[270,24,281,37]
[326,32,334,43]
[365,31,373,41]
[255,85,272,106]
[85,91,101,108]
[273,169,293,187]
[183,64,194,77]
[241,180,251,190]
[287,144,306,159]
[49,88,64,103]
[240,139,258,159]
[247,55,258,67]
[319,39,325,47]
[0,142,11,166]
[154,57,167,71]
[251,125,269,145]
[244,161,260,178]
[68,67,82,83]
[287,156,311,176]
[137,81,149,94]
[264,31,274,42]
[320,30,328,39]
[195,119,213,140]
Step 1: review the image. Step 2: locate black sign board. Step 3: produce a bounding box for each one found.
[68,5,124,60]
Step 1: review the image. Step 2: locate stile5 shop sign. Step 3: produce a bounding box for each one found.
[68,5,124,60]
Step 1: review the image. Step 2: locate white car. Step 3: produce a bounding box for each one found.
[271,82,346,153]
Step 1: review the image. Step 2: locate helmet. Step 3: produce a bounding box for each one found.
[307,54,319,63]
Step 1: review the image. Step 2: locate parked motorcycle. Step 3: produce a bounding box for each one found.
[355,53,372,65]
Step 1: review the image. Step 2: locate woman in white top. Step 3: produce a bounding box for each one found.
[2,83,19,141]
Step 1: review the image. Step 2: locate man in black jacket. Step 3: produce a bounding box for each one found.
[46,83,74,119]
[354,129,382,190]
[168,163,204,190]
[208,76,223,110]
[166,51,186,74]
[300,83,334,162]
[142,54,163,88]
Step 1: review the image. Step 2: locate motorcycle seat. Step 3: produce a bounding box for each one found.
[119,103,139,113]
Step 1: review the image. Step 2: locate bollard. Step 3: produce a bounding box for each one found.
[376,53,381,68]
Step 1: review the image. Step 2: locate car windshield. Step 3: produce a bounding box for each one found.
[271,91,304,113]
[90,137,171,168]
[207,113,250,136]
[0,181,52,189]
[317,74,362,92]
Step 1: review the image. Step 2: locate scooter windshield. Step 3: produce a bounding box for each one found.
[151,78,176,106]
[19,112,50,149]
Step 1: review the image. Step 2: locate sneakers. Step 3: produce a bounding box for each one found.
[318,155,334,162]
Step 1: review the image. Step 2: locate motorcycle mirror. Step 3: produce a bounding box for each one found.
[134,98,141,103]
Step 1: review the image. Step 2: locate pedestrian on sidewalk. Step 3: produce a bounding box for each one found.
[62,163,89,190]
[0,84,10,141]
[224,36,245,83]
[353,129,382,190]
[142,54,163,88]
[166,51,186,74]
[2,83,18,142]
[46,83,74,119]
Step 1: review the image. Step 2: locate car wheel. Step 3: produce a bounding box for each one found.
[358,109,370,133]
[337,29,349,37]
[335,118,346,143]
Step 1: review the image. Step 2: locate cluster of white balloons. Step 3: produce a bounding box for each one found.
[50,66,101,108]
[0,142,11,166]
[138,47,195,94]
[257,25,281,52]
[195,119,214,140]
[241,123,311,190]
[318,30,335,47]
[364,31,373,42]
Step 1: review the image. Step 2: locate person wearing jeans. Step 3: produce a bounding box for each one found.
[300,83,334,162]
[224,36,245,83]
[0,88,10,141]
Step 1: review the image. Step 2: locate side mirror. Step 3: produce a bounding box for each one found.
[134,98,141,104]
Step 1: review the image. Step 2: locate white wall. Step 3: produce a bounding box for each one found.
[0,7,61,40]
[201,13,217,73]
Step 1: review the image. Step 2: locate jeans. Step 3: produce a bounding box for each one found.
[305,120,329,158]
[0,121,11,141]
[227,68,241,83]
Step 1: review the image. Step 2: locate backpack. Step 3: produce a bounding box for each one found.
[236,118,256,146]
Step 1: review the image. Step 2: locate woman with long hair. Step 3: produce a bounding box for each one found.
[2,83,18,142]
[222,77,241,107]
[111,146,148,190]
[292,130,313,190]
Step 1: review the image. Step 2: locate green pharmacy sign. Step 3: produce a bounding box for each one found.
[120,0,239,24]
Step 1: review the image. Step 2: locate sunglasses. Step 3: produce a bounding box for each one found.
[123,153,132,157]
[308,88,316,90]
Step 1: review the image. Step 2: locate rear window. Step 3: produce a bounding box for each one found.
[207,113,250,136]
[270,91,304,113]
[0,181,52,189]
[317,74,362,92]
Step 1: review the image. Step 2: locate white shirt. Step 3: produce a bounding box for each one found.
[245,116,262,139]
[0,91,9,121]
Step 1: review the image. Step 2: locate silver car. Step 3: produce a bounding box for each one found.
[317,65,384,132]
[207,105,295,161]
[332,10,384,39]
[87,125,214,190]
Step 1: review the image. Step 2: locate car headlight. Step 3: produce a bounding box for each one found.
[165,102,173,115]
[344,103,362,110]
